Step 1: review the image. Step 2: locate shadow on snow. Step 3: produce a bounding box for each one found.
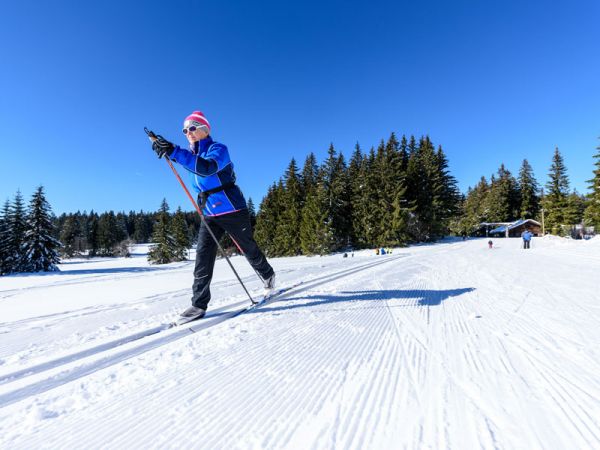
[248,287,476,314]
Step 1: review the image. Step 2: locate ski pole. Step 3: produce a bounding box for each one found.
[145,127,257,304]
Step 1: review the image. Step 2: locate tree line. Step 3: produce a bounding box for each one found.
[253,133,461,256]
[0,189,260,274]
[2,138,598,273]
[453,143,600,237]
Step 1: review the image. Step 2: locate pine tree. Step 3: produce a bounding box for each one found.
[564,191,586,227]
[97,211,121,256]
[60,214,81,257]
[486,164,520,222]
[300,179,334,255]
[376,133,412,246]
[301,152,318,198]
[2,191,28,273]
[348,143,365,247]
[247,198,257,230]
[115,212,129,243]
[0,200,11,275]
[434,145,460,234]
[274,158,302,255]
[133,210,153,243]
[407,136,444,240]
[148,199,176,264]
[518,159,540,219]
[361,147,382,246]
[320,144,351,250]
[254,182,284,256]
[87,211,99,256]
[584,139,600,228]
[543,147,570,234]
[171,207,190,261]
[22,186,61,272]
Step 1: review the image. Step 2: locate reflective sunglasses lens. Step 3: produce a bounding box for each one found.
[182,126,198,135]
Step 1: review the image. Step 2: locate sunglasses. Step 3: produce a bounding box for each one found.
[182,125,202,135]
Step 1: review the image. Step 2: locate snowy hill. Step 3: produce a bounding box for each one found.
[1,237,599,449]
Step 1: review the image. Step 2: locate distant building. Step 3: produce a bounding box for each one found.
[475,222,512,236]
[488,219,542,237]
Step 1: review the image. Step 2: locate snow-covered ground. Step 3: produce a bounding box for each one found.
[1,237,599,449]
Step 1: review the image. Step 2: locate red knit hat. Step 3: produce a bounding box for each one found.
[183,111,211,134]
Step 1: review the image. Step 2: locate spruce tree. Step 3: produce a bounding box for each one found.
[60,214,80,257]
[361,147,382,245]
[486,164,520,222]
[435,145,460,234]
[320,144,351,250]
[543,147,570,234]
[2,191,28,273]
[300,179,334,255]
[115,212,129,243]
[301,152,318,198]
[518,159,540,219]
[133,211,153,243]
[564,191,586,228]
[377,133,412,246]
[584,140,600,228]
[348,143,365,247]
[408,136,443,240]
[0,200,10,275]
[247,198,257,230]
[97,211,120,256]
[171,207,190,261]
[87,211,99,256]
[148,199,176,264]
[22,186,61,272]
[254,182,284,256]
[274,158,302,255]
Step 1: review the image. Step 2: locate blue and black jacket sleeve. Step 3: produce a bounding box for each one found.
[169,143,231,176]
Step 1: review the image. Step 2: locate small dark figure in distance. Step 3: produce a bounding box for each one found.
[488,240,493,249]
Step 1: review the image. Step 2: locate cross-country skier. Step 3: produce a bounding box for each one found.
[150,111,276,323]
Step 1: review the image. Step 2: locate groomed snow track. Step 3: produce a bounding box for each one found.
[0,255,403,409]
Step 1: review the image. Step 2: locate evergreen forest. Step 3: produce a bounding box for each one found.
[2,137,599,273]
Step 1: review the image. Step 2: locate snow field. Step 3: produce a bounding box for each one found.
[0,237,599,449]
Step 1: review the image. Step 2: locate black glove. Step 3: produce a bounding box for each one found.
[152,136,175,159]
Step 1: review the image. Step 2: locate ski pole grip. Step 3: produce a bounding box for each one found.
[144,127,158,141]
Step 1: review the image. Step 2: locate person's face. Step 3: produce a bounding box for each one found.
[186,127,208,144]
[183,122,209,144]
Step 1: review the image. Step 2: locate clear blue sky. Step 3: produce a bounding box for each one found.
[1,0,598,214]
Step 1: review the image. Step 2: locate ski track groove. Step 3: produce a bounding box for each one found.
[4,240,600,449]
[515,342,600,447]
[0,257,403,406]
[376,277,424,413]
[5,257,406,449]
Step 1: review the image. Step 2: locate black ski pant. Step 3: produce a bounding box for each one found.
[523,240,531,249]
[191,209,274,309]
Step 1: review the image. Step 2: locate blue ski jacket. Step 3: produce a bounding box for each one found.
[521,230,533,241]
[169,136,247,216]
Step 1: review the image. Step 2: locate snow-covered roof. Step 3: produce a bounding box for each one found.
[488,219,541,234]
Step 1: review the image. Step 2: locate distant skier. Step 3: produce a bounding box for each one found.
[488,240,493,249]
[521,228,533,249]
[150,111,276,323]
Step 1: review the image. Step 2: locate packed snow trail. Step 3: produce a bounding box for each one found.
[0,256,402,407]
[0,238,599,449]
